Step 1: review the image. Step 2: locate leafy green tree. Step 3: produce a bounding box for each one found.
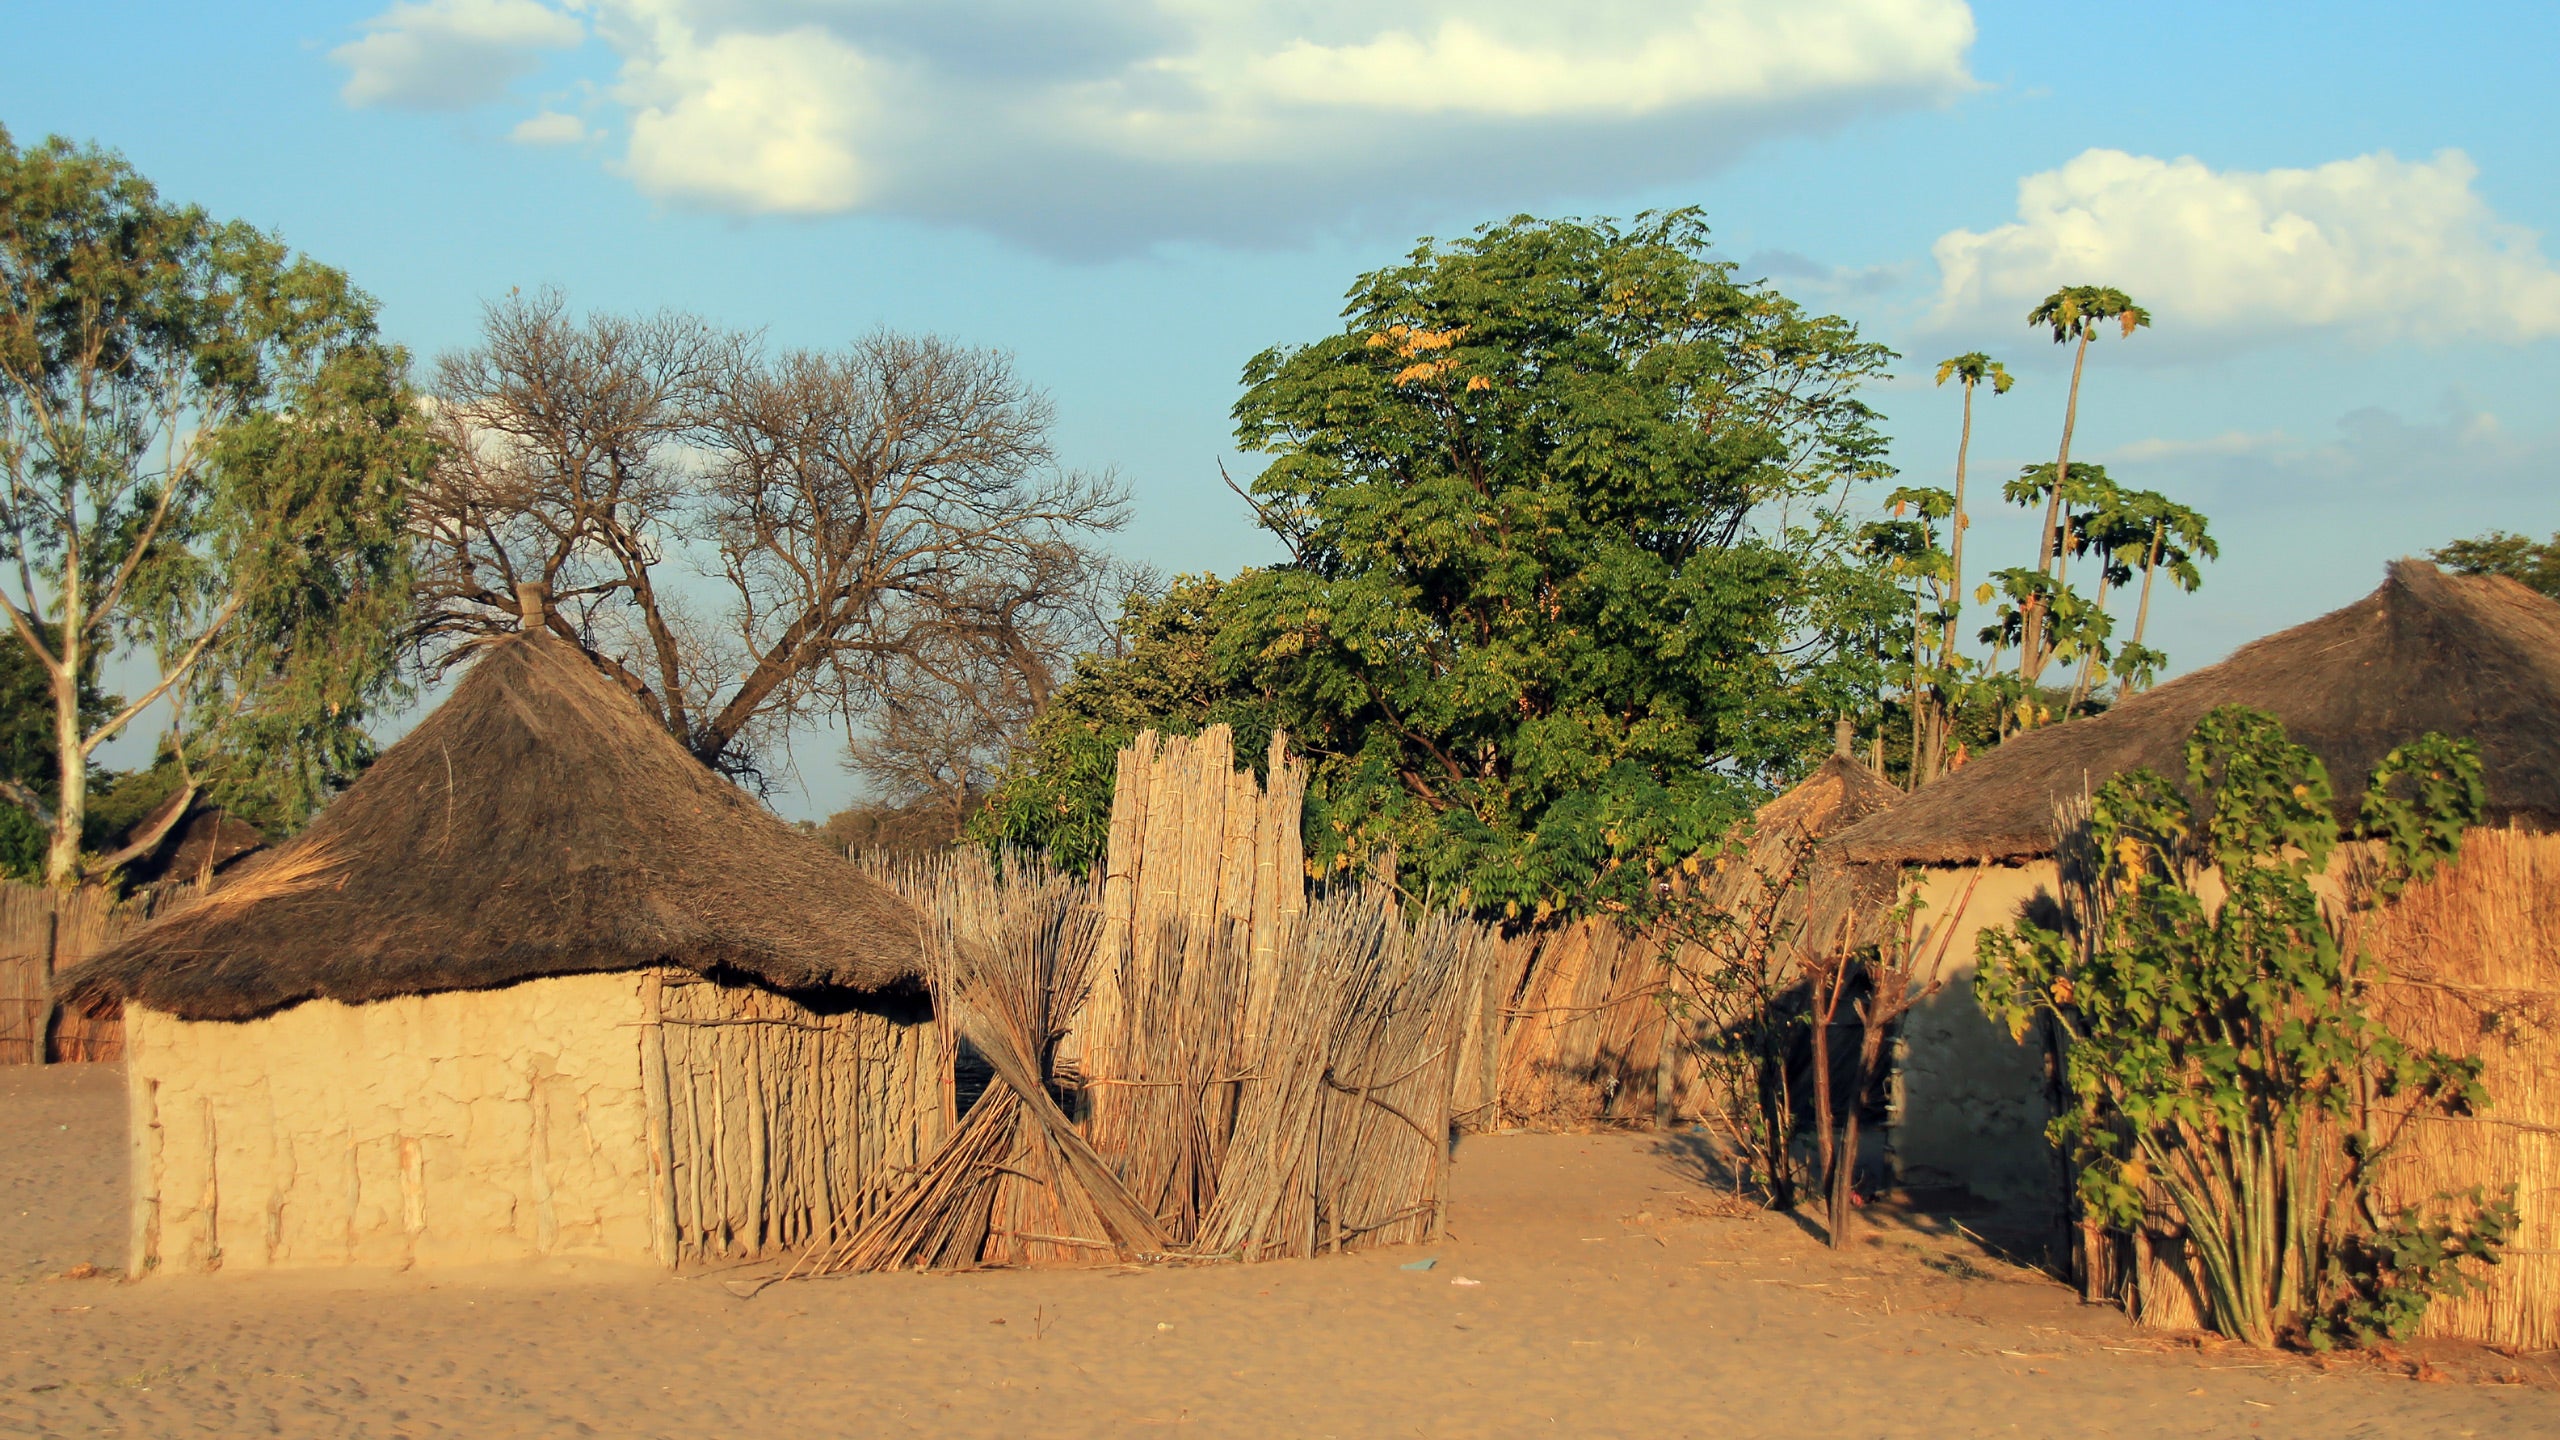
[1976,706,2507,1347]
[2022,286,2149,680]
[1221,212,1897,916]
[2429,530,2560,598]
[0,129,426,885]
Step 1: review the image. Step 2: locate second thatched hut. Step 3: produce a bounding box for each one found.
[1828,560,2560,1344]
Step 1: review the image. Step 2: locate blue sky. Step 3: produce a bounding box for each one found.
[9,2,2558,817]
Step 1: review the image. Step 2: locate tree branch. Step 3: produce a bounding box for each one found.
[78,591,246,758]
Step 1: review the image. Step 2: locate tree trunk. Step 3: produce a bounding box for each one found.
[2065,571,2114,714]
[2024,329,2093,679]
[1757,1043,1795,1211]
[1827,1087,1862,1248]
[2126,519,2166,692]
[1945,381,1974,662]
[45,632,84,890]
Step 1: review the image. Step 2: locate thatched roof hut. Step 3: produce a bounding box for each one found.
[70,603,946,1278]
[1833,561,2560,1348]
[1833,561,2560,865]
[67,626,922,1021]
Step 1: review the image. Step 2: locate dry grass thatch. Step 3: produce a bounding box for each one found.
[2357,825,2560,1347]
[60,631,925,1021]
[1833,561,2560,865]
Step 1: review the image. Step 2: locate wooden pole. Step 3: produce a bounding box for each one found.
[37,905,57,1067]
[638,971,680,1268]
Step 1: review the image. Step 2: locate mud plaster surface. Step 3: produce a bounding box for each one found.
[125,972,655,1274]
[1894,862,2061,1218]
[3,1081,2552,1440]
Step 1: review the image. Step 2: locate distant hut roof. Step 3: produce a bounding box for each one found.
[1706,748,1905,955]
[117,793,265,888]
[66,628,924,1021]
[1832,561,2560,866]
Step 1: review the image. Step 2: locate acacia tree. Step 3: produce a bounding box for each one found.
[412,293,1127,785]
[0,129,424,886]
[2020,286,2147,678]
[843,549,1155,837]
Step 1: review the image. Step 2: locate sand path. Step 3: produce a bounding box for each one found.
[3,1065,2552,1438]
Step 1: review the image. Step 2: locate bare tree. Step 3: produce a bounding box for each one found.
[411,293,1129,784]
[842,551,1160,833]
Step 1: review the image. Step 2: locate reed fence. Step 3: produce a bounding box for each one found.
[800,727,1503,1273]
[2355,825,2560,1347]
[0,880,202,1065]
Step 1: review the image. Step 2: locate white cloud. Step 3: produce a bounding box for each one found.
[1931,148,2560,345]
[334,0,585,111]
[621,26,876,213]
[509,110,589,144]
[1238,4,1973,118]
[331,0,1976,249]
[2103,429,2293,464]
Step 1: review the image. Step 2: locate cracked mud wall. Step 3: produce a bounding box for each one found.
[124,972,657,1275]
[1888,863,2060,1223]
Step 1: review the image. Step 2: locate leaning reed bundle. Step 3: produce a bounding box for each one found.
[802,852,1167,1273]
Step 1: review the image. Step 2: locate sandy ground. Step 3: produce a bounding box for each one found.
[4,1065,2556,1439]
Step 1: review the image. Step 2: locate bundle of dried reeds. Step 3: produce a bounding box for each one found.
[803,732,1493,1273]
[802,851,1169,1273]
[1195,896,1499,1258]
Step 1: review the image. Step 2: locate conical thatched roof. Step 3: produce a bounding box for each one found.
[1833,561,2560,865]
[65,629,924,1021]
[1706,750,1905,954]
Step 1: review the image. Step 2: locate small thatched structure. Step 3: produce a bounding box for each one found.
[64,599,940,1276]
[1823,561,2560,1345]
[1484,746,1904,1133]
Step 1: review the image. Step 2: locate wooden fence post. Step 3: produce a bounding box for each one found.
[36,905,57,1068]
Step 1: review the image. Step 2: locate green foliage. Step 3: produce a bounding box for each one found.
[1975,706,2496,1347]
[0,126,425,872]
[2313,1186,2518,1349]
[1219,210,1898,916]
[2429,530,2560,599]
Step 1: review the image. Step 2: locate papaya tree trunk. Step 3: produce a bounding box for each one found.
[2025,328,2093,677]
